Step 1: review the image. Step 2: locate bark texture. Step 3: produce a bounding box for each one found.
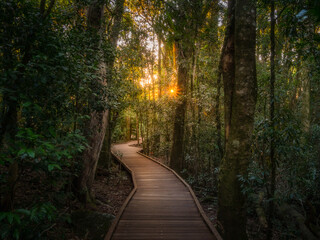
[218,0,257,239]
[169,1,211,172]
[221,0,235,146]
[76,0,125,203]
[103,0,126,166]
[76,3,106,203]
[170,41,189,172]
[267,1,276,239]
[302,76,311,132]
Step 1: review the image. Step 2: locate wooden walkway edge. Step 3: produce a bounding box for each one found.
[104,152,138,240]
[105,142,222,240]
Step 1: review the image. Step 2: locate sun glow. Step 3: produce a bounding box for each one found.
[169,86,179,98]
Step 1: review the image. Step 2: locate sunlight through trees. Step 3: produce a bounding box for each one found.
[1,0,320,239]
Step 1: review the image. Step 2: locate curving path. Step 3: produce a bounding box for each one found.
[106,141,221,240]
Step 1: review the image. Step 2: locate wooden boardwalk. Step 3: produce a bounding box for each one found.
[106,141,221,240]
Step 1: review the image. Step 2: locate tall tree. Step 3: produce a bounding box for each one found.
[103,0,126,168]
[170,40,190,171]
[267,0,276,239]
[76,1,106,204]
[218,0,257,239]
[76,0,125,204]
[220,0,235,148]
[169,0,213,172]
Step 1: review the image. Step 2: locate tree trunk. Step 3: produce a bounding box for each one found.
[216,72,223,160]
[170,41,189,172]
[221,0,235,148]
[302,75,311,132]
[76,2,106,204]
[104,0,125,161]
[189,43,199,171]
[76,0,125,204]
[98,111,116,169]
[126,115,131,140]
[136,114,139,144]
[218,0,257,239]
[0,101,18,211]
[267,1,276,239]
[158,35,162,98]
[210,6,223,161]
[146,114,150,154]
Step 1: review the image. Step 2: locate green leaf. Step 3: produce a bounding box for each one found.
[30,208,37,221]
[27,149,35,158]
[44,142,55,150]
[66,215,72,224]
[48,164,62,172]
[0,213,7,222]
[17,148,26,156]
[15,209,30,216]
[7,213,14,224]
[13,214,20,224]
[23,102,32,108]
[13,229,19,240]
[49,127,56,137]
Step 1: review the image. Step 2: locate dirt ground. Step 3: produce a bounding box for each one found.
[60,164,133,239]
[9,160,133,240]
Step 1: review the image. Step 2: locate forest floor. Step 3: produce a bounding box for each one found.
[59,164,132,239]
[12,162,132,240]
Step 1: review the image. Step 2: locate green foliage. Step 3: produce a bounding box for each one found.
[0,203,57,240]
[0,0,319,239]
[0,0,111,238]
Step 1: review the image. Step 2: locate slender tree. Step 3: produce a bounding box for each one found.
[170,40,190,171]
[267,0,276,239]
[101,0,126,166]
[169,0,213,172]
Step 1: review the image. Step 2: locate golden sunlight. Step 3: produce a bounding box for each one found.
[169,86,179,98]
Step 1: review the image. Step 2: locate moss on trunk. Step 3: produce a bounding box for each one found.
[218,0,257,239]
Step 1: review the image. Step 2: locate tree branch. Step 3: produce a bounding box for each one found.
[42,0,56,19]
